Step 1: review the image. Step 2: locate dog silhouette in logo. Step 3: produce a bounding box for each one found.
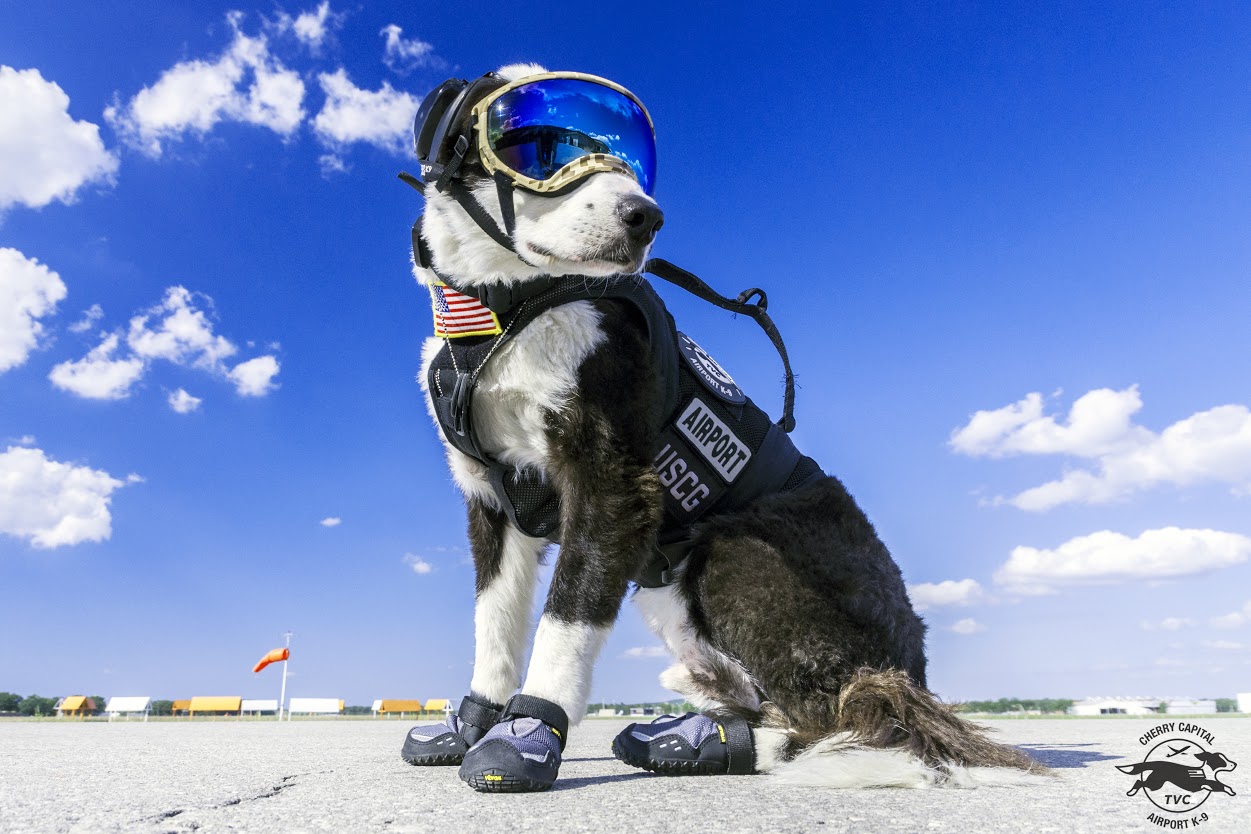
[1117,750,1237,797]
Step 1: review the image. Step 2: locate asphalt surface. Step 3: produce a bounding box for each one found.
[1,716,1247,833]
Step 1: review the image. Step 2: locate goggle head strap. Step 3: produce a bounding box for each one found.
[414,74,500,190]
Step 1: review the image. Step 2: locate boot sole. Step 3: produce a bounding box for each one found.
[611,733,725,776]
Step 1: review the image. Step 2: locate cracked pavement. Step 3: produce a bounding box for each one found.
[1,717,1248,832]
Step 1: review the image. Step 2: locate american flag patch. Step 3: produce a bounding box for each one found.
[428,281,502,338]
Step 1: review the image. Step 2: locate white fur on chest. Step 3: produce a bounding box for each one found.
[419,297,606,477]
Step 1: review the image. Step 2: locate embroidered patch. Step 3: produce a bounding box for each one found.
[676,397,751,483]
[429,281,502,338]
[677,333,745,404]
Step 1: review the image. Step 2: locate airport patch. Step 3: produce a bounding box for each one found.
[676,397,751,483]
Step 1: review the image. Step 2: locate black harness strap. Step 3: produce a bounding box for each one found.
[645,258,797,433]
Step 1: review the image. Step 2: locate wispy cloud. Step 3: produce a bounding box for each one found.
[994,527,1251,595]
[950,386,1251,511]
[403,553,434,575]
[50,286,279,402]
[319,516,341,527]
[167,388,202,414]
[380,25,442,74]
[1139,617,1197,632]
[271,2,344,53]
[0,66,118,214]
[1208,600,1251,630]
[949,618,986,635]
[620,646,669,659]
[907,578,985,611]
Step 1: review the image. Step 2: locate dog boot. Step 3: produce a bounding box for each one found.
[458,694,569,792]
[401,692,502,766]
[612,711,756,775]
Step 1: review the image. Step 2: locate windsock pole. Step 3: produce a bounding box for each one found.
[279,631,292,722]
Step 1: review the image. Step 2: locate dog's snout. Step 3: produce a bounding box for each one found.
[616,196,665,244]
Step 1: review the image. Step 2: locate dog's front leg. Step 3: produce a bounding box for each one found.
[519,453,661,721]
[458,456,660,790]
[466,497,544,706]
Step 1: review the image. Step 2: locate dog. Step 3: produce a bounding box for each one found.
[1118,751,1238,797]
[407,62,1045,790]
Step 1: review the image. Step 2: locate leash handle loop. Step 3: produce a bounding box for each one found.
[645,258,797,433]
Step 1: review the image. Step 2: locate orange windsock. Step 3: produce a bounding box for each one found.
[253,647,290,673]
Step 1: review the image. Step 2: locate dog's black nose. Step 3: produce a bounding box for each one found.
[617,196,664,244]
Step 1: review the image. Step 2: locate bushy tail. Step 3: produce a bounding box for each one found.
[767,668,1049,789]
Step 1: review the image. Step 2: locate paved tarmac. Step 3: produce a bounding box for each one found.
[0,716,1247,833]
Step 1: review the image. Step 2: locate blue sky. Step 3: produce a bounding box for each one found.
[2,1,1250,708]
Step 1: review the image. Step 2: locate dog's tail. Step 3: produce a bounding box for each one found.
[762,668,1050,789]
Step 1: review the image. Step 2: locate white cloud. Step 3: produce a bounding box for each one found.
[380,25,439,74]
[292,2,337,49]
[312,69,419,157]
[1140,617,1197,632]
[0,247,67,372]
[128,287,237,369]
[0,445,132,548]
[621,646,669,659]
[0,66,118,213]
[105,12,305,156]
[403,553,433,574]
[49,332,145,399]
[1202,640,1246,651]
[994,527,1251,595]
[168,388,202,413]
[907,578,984,611]
[319,516,341,527]
[228,355,280,396]
[1208,601,1251,630]
[51,286,278,401]
[68,303,104,334]
[950,387,1251,510]
[950,618,986,635]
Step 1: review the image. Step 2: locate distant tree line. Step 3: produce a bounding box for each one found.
[0,692,107,716]
[588,700,696,715]
[958,698,1075,714]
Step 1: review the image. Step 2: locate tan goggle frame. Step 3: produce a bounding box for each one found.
[470,71,655,194]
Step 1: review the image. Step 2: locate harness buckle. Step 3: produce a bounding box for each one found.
[450,372,474,437]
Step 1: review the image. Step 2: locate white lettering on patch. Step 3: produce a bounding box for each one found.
[676,398,751,483]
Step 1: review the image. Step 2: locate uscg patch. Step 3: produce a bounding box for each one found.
[678,333,745,404]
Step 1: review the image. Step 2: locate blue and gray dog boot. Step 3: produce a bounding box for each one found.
[612,712,756,775]
[401,692,502,766]
[458,694,569,792]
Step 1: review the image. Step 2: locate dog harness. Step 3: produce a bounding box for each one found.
[423,263,824,588]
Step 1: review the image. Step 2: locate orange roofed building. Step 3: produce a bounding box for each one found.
[189,696,242,716]
[56,696,97,717]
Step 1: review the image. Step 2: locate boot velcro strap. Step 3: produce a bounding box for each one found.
[720,715,756,775]
[457,692,503,731]
[502,694,569,751]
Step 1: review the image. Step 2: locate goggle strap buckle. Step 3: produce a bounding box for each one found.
[435,134,471,192]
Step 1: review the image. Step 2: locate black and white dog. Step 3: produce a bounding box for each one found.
[409,63,1043,790]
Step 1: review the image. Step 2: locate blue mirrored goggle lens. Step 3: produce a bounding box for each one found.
[486,78,656,194]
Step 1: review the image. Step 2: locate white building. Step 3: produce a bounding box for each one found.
[104,696,151,721]
[287,698,343,716]
[241,699,278,715]
[1238,693,1251,713]
[1164,698,1216,715]
[1069,697,1160,716]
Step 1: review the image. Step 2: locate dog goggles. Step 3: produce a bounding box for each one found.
[470,72,657,195]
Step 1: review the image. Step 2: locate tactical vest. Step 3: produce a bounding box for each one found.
[426,276,823,587]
